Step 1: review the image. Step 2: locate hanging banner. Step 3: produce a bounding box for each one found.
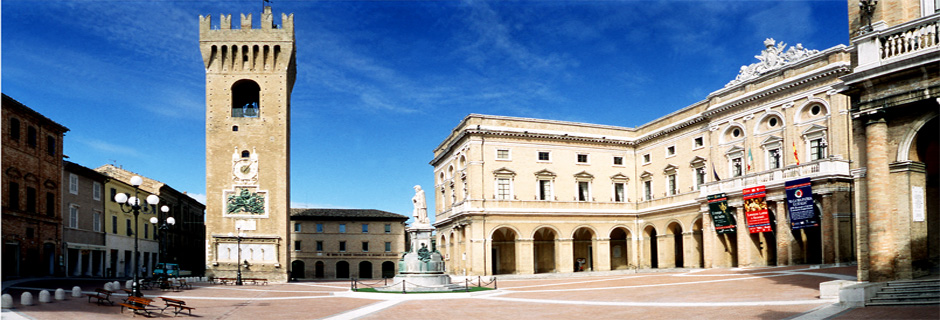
[744,186,772,233]
[708,193,736,234]
[786,177,818,230]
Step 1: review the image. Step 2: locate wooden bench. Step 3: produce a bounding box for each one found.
[121,289,134,302]
[244,278,268,285]
[161,280,182,292]
[160,297,195,316]
[118,296,156,317]
[214,277,234,285]
[178,278,192,289]
[85,288,114,305]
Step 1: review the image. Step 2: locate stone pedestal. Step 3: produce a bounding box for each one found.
[377,224,462,292]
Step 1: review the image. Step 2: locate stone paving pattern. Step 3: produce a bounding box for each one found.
[2,266,938,319]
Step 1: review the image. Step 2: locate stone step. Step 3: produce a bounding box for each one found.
[884,279,940,287]
[873,292,940,299]
[866,299,940,306]
[880,287,940,294]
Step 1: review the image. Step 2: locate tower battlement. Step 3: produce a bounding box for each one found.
[199,6,293,35]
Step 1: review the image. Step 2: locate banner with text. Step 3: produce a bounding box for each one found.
[786,177,818,230]
[744,186,772,233]
[708,193,736,234]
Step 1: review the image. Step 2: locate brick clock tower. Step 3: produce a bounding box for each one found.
[199,6,295,283]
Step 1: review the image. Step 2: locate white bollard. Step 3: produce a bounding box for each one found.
[2,294,13,309]
[20,292,33,306]
[125,280,132,289]
[103,282,112,291]
[72,286,82,298]
[55,288,66,301]
[38,290,51,303]
[112,281,120,289]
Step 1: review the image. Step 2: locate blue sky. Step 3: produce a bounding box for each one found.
[2,0,849,223]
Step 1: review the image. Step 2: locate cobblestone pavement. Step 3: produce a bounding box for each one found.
[2,266,937,319]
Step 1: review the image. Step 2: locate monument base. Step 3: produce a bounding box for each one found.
[376,273,465,292]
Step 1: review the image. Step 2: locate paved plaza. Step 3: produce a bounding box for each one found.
[2,265,938,319]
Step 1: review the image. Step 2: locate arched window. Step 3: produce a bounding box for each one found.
[232,80,260,117]
[241,150,250,158]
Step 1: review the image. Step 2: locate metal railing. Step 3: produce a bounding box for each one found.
[350,276,497,293]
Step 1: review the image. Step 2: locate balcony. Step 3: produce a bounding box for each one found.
[854,13,939,74]
[698,159,851,197]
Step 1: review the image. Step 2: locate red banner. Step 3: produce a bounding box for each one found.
[743,186,771,233]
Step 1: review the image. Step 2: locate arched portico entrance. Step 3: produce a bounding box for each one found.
[912,116,939,273]
[291,260,305,279]
[609,227,631,270]
[572,227,595,271]
[382,261,395,278]
[491,227,517,275]
[336,261,349,278]
[533,227,557,273]
[666,222,683,268]
[644,226,659,268]
[359,261,373,279]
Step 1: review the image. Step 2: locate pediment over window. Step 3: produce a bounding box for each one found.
[725,145,745,155]
[640,171,653,179]
[802,124,827,136]
[573,171,594,180]
[44,179,57,189]
[5,167,22,179]
[762,135,783,145]
[663,164,678,174]
[23,173,38,183]
[610,173,630,182]
[689,156,706,168]
[493,167,516,178]
[534,169,556,178]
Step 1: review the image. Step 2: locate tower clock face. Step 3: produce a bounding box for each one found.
[233,159,258,180]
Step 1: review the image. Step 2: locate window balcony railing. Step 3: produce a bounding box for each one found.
[855,13,939,73]
[698,159,851,197]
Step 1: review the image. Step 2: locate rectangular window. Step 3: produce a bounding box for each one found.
[26,187,36,213]
[93,182,101,201]
[46,136,56,156]
[537,151,550,161]
[577,154,588,163]
[294,241,301,251]
[644,180,653,201]
[144,224,149,239]
[316,223,324,233]
[496,178,511,200]
[362,241,369,252]
[496,149,510,160]
[126,219,132,235]
[27,126,37,148]
[361,224,368,233]
[384,223,391,234]
[614,183,625,202]
[10,118,20,141]
[667,146,676,156]
[339,241,346,252]
[8,182,19,210]
[69,174,79,194]
[578,181,590,201]
[385,242,392,252]
[667,174,677,196]
[112,216,118,234]
[93,211,102,232]
[26,228,34,239]
[110,188,117,202]
[316,241,323,252]
[643,154,651,164]
[538,180,552,200]
[613,156,623,165]
[69,205,79,228]
[694,137,704,148]
[46,192,54,216]
[339,224,346,233]
[732,157,743,177]
[294,222,302,232]
[695,168,706,189]
[810,139,826,161]
[768,149,781,169]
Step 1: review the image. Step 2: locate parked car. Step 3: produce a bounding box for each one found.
[153,263,191,278]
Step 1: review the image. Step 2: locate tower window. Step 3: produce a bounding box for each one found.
[241,150,250,158]
[233,126,239,132]
[231,80,260,118]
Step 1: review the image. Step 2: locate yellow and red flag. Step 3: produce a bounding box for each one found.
[793,141,800,166]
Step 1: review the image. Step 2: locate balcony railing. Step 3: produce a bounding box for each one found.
[856,14,939,73]
[699,159,850,197]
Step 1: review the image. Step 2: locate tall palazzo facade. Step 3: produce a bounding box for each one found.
[432,1,939,281]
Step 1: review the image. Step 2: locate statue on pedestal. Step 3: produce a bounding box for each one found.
[412,185,429,225]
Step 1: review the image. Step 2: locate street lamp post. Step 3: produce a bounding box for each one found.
[114,175,167,297]
[149,208,175,279]
[228,229,246,286]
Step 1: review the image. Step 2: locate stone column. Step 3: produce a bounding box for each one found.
[703,210,716,268]
[556,238,574,273]
[865,117,896,282]
[854,167,871,281]
[516,239,534,275]
[735,206,752,267]
[596,238,611,271]
[682,232,695,268]
[775,201,792,266]
[660,233,676,268]
[473,238,487,276]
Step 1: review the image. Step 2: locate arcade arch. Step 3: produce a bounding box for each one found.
[491,227,517,275]
[609,227,632,270]
[533,227,558,273]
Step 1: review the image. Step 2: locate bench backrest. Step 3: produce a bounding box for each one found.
[127,296,153,305]
[162,297,185,305]
[95,288,113,296]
